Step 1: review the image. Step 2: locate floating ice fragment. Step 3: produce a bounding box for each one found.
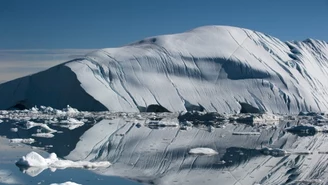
[10,138,35,144]
[16,151,111,170]
[10,127,18,132]
[50,181,81,185]
[59,118,84,130]
[25,121,57,133]
[32,133,55,138]
[189,148,218,155]
[63,105,80,115]
[30,106,39,113]
[16,152,56,167]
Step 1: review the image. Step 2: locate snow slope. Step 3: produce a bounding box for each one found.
[1,26,328,113]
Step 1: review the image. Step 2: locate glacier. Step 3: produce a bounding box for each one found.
[0,25,328,113]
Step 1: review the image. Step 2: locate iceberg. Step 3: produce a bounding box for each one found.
[0,26,328,114]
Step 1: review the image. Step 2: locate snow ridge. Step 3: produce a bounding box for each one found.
[1,26,328,113]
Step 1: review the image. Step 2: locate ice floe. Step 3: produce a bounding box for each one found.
[50,182,81,185]
[10,127,18,132]
[10,138,35,144]
[188,148,218,155]
[16,151,111,169]
[25,121,57,133]
[32,133,55,138]
[59,118,85,130]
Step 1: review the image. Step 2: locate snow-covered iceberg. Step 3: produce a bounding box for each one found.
[0,26,328,113]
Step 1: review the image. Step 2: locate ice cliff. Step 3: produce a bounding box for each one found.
[0,26,328,113]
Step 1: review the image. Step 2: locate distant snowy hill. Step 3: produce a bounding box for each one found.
[0,26,328,113]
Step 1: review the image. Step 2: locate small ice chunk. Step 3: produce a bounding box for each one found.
[10,138,35,144]
[32,133,55,138]
[25,121,57,133]
[16,152,57,167]
[136,114,143,120]
[50,182,81,185]
[0,110,8,115]
[180,125,192,130]
[30,106,39,113]
[189,148,218,155]
[59,118,84,130]
[63,105,80,115]
[10,128,18,132]
[183,121,193,127]
[0,119,3,123]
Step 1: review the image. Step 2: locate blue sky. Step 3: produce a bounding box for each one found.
[1,0,327,49]
[0,0,327,82]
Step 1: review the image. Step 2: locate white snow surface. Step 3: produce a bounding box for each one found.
[0,25,328,114]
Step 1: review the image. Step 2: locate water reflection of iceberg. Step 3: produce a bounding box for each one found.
[2,111,328,185]
[61,118,293,185]
[17,166,47,177]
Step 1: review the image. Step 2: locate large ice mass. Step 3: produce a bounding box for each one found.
[0,26,327,113]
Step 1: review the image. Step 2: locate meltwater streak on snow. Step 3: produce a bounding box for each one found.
[0,26,328,113]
